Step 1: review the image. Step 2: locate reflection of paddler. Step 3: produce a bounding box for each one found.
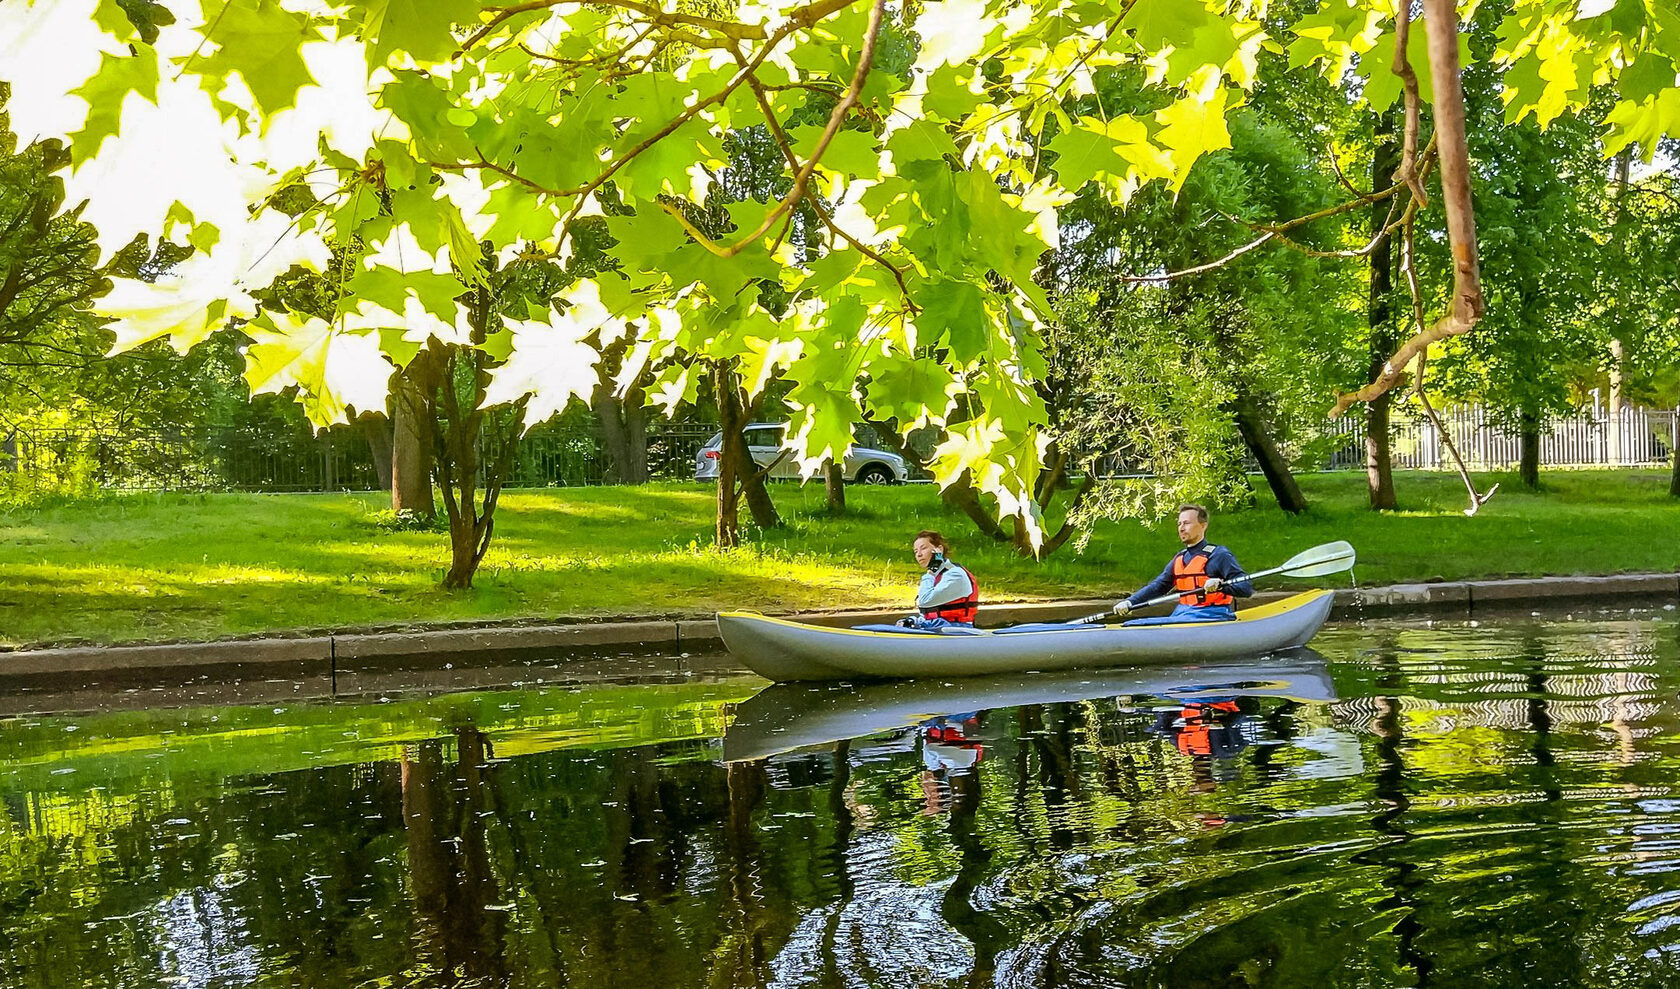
[1154,700,1255,761]
[921,713,984,772]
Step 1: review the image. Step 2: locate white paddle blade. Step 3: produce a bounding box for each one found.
[1275,541,1356,578]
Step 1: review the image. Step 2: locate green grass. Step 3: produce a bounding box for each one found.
[0,469,1675,648]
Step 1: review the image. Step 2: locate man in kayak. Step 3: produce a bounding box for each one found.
[1112,504,1252,625]
[898,530,980,630]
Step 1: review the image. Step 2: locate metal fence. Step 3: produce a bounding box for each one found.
[3,404,1674,495]
[1322,405,1679,471]
[0,422,720,495]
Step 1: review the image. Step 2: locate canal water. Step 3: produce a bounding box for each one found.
[3,608,1679,987]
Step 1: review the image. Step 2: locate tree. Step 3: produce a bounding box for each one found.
[1042,95,1359,530]
[3,0,1679,551]
[1,87,271,472]
[1594,150,1680,495]
[1428,112,1604,490]
[0,0,1352,553]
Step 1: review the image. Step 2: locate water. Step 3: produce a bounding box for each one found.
[2,610,1679,988]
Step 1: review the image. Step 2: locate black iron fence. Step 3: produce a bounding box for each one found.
[3,404,1674,497]
[0,422,719,495]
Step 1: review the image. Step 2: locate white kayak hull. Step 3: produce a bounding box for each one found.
[717,590,1336,682]
[722,653,1337,762]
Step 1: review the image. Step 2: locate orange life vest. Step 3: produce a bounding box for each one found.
[923,565,980,623]
[1175,701,1242,757]
[1173,549,1233,607]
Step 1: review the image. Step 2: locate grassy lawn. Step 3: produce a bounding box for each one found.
[0,469,1675,648]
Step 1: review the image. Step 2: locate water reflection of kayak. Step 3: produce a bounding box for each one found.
[717,590,1334,683]
[721,653,1337,762]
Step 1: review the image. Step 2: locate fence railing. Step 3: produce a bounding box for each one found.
[2,405,1674,496]
[1322,405,1679,471]
[0,423,720,495]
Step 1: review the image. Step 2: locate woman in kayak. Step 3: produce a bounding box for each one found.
[898,530,980,630]
[1112,504,1252,625]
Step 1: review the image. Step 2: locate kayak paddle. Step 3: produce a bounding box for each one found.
[1072,540,1357,624]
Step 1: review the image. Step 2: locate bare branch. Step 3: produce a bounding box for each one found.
[1390,1,1430,207]
[1116,232,1278,283]
[737,66,917,306]
[459,0,862,54]
[1326,145,1369,199]
[1332,0,1484,417]
[669,0,887,259]
[1411,349,1497,514]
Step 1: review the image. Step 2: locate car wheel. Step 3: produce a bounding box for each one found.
[856,464,894,485]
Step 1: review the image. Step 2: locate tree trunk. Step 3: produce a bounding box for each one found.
[393,364,434,515]
[1609,148,1632,468]
[359,413,394,493]
[428,286,522,590]
[1608,337,1625,466]
[742,454,780,529]
[436,357,483,590]
[714,363,750,548]
[592,338,650,484]
[1366,130,1400,510]
[942,471,1010,542]
[1231,392,1308,514]
[824,459,846,513]
[861,416,921,473]
[1670,438,1680,498]
[596,395,650,484]
[1519,406,1541,489]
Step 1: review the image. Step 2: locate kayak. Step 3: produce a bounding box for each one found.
[716,589,1335,682]
[722,653,1336,762]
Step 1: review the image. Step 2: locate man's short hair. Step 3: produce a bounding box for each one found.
[914,529,948,549]
[1176,503,1209,523]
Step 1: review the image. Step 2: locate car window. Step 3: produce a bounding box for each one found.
[746,427,783,446]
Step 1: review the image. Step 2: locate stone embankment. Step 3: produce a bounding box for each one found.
[2,573,1675,690]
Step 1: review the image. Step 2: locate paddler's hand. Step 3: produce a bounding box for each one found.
[1111,600,1132,617]
[1204,578,1223,594]
[896,617,917,628]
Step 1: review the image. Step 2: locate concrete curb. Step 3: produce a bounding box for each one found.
[2,573,1675,684]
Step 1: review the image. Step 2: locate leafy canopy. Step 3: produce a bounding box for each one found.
[1,0,1678,541]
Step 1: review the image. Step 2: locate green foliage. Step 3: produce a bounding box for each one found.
[0,0,1407,545]
[0,0,1678,545]
[1044,78,1362,528]
[365,506,447,532]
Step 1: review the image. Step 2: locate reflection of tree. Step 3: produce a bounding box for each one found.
[941,752,1006,988]
[1523,636,1561,802]
[711,759,772,988]
[1019,704,1083,851]
[1354,632,1434,985]
[602,745,678,901]
[821,741,853,986]
[1250,699,1302,780]
[400,727,509,983]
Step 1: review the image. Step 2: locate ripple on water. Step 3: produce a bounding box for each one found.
[4,614,1680,988]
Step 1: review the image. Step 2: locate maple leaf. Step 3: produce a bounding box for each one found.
[244,312,394,426]
[482,282,620,429]
[198,0,320,115]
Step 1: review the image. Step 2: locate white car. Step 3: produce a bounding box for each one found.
[695,423,908,484]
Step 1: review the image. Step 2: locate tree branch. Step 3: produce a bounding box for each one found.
[737,67,917,307]
[663,0,887,259]
[1332,0,1484,417]
[460,0,862,54]
[1390,1,1430,207]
